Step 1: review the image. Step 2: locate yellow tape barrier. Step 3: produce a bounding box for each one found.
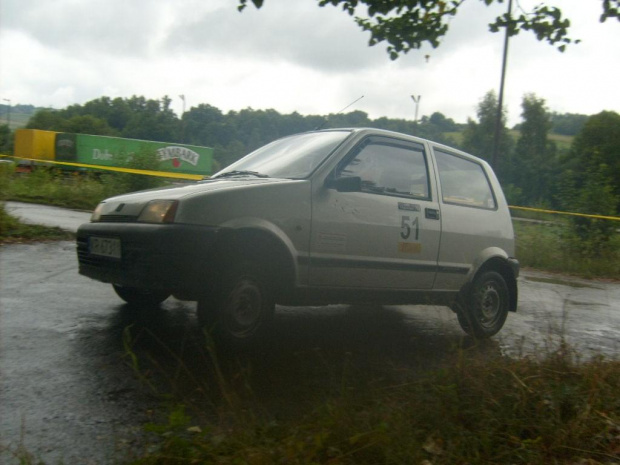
[2,155,618,222]
[0,155,205,181]
[509,205,620,222]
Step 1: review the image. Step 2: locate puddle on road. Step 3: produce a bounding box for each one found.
[524,275,603,290]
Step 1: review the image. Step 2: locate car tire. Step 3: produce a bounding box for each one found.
[112,284,170,307]
[457,271,509,338]
[197,260,275,349]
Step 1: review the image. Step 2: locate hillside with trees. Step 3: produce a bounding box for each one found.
[1,94,618,217]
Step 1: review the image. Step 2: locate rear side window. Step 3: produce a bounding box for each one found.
[338,139,430,200]
[435,150,496,209]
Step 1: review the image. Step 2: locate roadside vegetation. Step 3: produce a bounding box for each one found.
[1,97,618,464]
[1,163,618,279]
[127,335,620,464]
[514,218,620,279]
[0,202,73,244]
[0,157,166,243]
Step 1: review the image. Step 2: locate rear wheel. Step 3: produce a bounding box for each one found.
[197,260,275,349]
[112,284,170,306]
[457,271,509,338]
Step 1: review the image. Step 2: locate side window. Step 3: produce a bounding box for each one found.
[435,150,497,209]
[338,140,430,199]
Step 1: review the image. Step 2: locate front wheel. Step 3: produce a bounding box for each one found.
[112,284,170,307]
[457,271,509,338]
[197,261,275,349]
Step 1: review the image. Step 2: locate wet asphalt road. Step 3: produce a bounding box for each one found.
[1,202,620,464]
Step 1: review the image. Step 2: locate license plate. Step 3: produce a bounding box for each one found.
[90,236,121,259]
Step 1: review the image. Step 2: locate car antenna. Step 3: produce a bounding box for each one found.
[315,95,364,130]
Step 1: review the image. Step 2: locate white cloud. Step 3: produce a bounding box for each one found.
[1,0,618,127]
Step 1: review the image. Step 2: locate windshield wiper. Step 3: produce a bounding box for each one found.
[213,170,270,179]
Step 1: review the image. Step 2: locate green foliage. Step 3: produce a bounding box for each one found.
[550,112,589,136]
[122,96,180,142]
[0,160,15,198]
[59,115,117,135]
[237,0,612,59]
[514,219,620,278]
[16,92,620,225]
[510,94,558,204]
[0,124,12,152]
[24,95,466,172]
[2,167,118,209]
[25,109,65,131]
[571,111,620,210]
[0,202,73,243]
[461,90,514,169]
[563,164,619,257]
[132,345,620,464]
[107,148,168,193]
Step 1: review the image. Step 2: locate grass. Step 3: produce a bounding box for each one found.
[8,332,620,464]
[124,336,620,465]
[0,162,168,210]
[1,164,619,464]
[1,163,617,278]
[514,220,620,279]
[0,202,73,244]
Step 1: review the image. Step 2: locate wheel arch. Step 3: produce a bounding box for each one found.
[211,226,298,300]
[467,256,518,313]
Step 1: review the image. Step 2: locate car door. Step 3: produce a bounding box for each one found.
[309,136,441,290]
[431,147,512,291]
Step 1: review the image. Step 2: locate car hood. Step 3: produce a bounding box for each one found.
[94,177,299,219]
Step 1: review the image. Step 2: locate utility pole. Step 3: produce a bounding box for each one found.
[411,95,421,123]
[492,0,513,169]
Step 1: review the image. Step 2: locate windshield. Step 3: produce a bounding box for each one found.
[212,130,351,179]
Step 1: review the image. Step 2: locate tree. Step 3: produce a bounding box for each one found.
[26,110,65,131]
[428,112,458,132]
[512,93,557,204]
[183,104,230,147]
[571,110,620,211]
[238,0,620,59]
[122,96,180,142]
[59,115,117,136]
[549,112,589,136]
[462,91,513,168]
[0,124,11,152]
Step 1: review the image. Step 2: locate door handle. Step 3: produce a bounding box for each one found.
[425,208,440,220]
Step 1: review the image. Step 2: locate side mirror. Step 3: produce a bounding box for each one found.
[325,176,361,192]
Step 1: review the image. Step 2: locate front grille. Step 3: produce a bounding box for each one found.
[98,215,137,223]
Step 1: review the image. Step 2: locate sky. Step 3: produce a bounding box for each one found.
[1,0,619,127]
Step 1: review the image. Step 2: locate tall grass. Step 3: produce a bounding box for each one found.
[130,342,620,465]
[514,220,620,279]
[0,202,73,242]
[1,163,618,278]
[1,165,168,210]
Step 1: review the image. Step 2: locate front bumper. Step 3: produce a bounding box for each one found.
[508,257,520,278]
[76,222,220,291]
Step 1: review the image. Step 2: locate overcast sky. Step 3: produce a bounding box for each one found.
[1,0,618,126]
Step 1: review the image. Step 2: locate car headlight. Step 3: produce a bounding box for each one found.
[137,200,179,223]
[91,203,104,222]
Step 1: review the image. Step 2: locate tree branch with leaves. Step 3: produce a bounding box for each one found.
[238,0,619,59]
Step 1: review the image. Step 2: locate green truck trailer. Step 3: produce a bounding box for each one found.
[55,133,213,176]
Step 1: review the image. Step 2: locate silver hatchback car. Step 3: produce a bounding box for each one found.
[77,128,519,347]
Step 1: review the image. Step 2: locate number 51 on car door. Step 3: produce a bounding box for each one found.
[399,215,422,253]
